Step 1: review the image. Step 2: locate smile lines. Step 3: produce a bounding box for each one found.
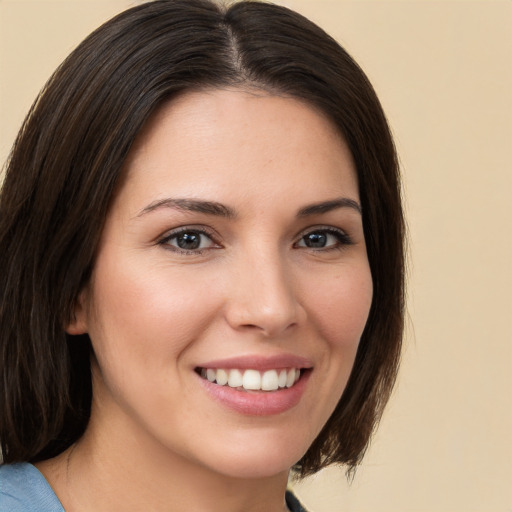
[198,368,301,392]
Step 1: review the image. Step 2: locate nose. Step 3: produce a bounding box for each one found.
[224,250,304,338]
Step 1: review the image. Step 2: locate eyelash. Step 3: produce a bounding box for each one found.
[158,226,353,255]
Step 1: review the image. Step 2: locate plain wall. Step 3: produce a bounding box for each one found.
[1,1,511,511]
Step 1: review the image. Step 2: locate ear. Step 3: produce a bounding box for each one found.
[66,289,89,335]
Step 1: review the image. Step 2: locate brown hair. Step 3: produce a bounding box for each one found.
[0,0,404,477]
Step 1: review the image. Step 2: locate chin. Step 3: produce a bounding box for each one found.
[196,435,310,480]
[212,454,299,480]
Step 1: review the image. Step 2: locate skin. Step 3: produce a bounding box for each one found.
[37,88,373,512]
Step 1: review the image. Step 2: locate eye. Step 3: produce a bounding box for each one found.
[295,228,352,250]
[159,228,218,253]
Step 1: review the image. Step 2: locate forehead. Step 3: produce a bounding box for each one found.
[117,88,358,213]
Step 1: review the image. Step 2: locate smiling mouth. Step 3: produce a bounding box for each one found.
[196,367,305,392]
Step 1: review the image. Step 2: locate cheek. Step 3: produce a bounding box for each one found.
[293,262,373,440]
[85,257,222,378]
[303,263,373,350]
[84,262,227,432]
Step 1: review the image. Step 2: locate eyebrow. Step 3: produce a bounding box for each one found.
[297,198,362,216]
[137,196,361,219]
[137,198,236,218]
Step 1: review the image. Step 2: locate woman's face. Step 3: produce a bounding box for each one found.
[71,89,372,479]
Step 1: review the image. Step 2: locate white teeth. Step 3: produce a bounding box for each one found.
[216,369,228,386]
[228,369,243,388]
[261,370,279,391]
[286,368,296,388]
[243,369,261,390]
[200,367,302,391]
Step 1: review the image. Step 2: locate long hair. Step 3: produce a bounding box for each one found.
[0,0,404,476]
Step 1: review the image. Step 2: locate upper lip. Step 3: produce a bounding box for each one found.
[196,354,314,371]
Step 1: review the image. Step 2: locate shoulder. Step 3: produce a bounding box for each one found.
[0,463,64,512]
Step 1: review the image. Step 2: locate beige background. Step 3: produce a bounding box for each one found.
[1,1,511,511]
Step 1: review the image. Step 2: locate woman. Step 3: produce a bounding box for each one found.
[0,1,404,510]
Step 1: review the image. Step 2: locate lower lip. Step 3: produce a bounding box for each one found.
[197,370,311,416]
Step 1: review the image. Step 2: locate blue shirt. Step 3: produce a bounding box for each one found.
[0,463,64,511]
[0,462,307,511]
